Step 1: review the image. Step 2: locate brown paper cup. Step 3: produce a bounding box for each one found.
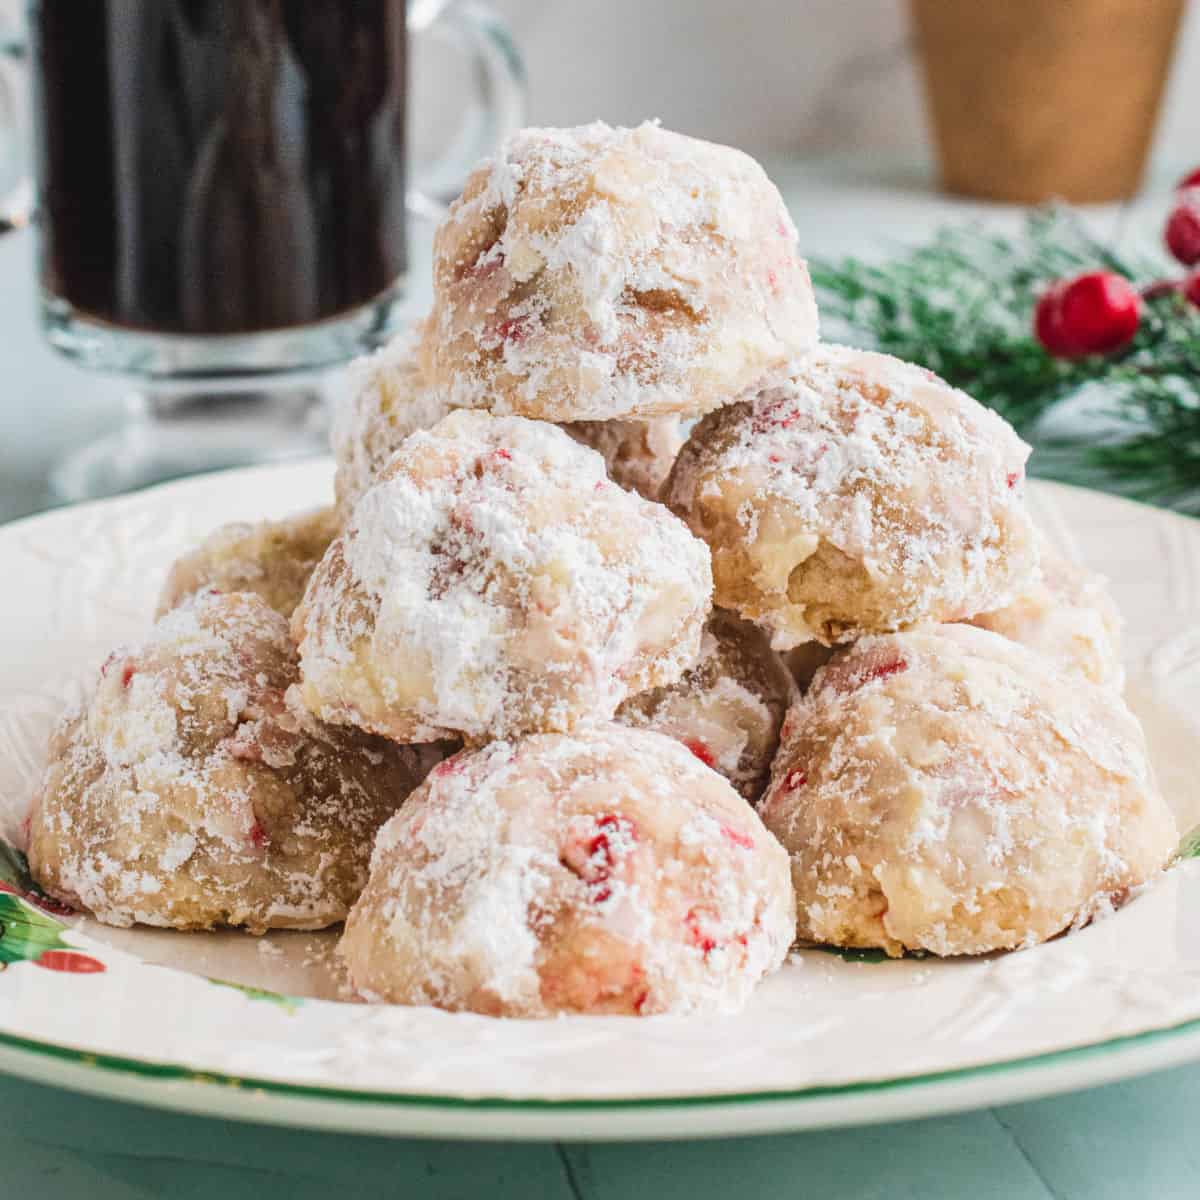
[912,0,1185,204]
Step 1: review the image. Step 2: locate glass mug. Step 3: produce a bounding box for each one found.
[0,0,523,496]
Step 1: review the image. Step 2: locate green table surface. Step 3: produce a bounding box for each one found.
[6,1065,1200,1200]
[1,163,1195,1198]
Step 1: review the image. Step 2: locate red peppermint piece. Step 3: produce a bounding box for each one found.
[720,824,754,850]
[683,739,716,769]
[562,813,637,904]
[495,316,531,344]
[684,907,718,956]
[433,754,468,779]
[860,658,908,685]
[784,769,807,792]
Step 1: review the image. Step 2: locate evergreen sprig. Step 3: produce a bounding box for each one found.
[809,209,1200,514]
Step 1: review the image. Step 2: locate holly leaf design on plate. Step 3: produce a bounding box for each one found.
[0,890,73,966]
[0,840,105,973]
[1177,826,1200,860]
[207,977,302,1014]
[0,840,75,917]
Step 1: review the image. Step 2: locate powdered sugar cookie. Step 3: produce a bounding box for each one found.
[968,538,1124,689]
[760,625,1177,957]
[292,410,712,743]
[617,608,796,801]
[664,346,1038,647]
[339,725,795,1016]
[332,332,453,518]
[333,335,685,508]
[28,590,445,932]
[422,121,819,421]
[157,507,340,619]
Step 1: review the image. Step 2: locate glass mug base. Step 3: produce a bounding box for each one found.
[48,387,331,504]
[40,282,410,380]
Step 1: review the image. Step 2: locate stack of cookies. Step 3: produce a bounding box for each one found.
[26,122,1178,1018]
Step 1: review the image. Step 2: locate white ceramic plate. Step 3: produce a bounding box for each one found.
[0,461,1197,1142]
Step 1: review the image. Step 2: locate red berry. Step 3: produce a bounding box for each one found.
[1165,196,1200,267]
[1184,271,1200,309]
[1177,167,1200,190]
[1033,272,1141,358]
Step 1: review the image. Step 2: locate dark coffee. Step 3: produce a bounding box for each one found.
[30,0,407,336]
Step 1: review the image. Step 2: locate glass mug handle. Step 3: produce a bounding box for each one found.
[0,7,32,236]
[0,0,525,235]
[409,0,526,211]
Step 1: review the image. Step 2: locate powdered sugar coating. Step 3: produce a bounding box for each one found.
[332,332,454,519]
[293,410,713,743]
[760,624,1177,957]
[157,507,340,619]
[664,345,1039,648]
[28,591,446,932]
[332,333,685,508]
[339,725,795,1016]
[617,608,796,801]
[421,121,819,421]
[968,537,1124,689]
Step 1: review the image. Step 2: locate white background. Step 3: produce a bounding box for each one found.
[472,0,1200,171]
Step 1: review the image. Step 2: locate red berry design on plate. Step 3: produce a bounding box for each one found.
[34,949,105,974]
[1034,272,1141,359]
[1165,196,1200,267]
[1185,271,1200,310]
[1177,166,1200,191]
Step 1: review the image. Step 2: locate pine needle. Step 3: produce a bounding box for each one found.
[810,209,1200,512]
